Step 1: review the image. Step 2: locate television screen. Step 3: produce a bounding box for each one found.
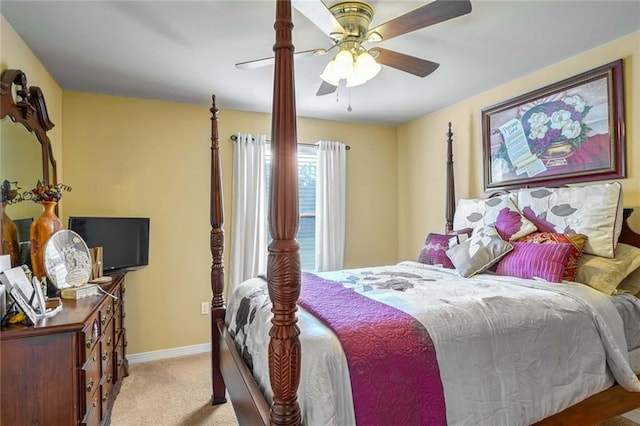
[68,217,150,272]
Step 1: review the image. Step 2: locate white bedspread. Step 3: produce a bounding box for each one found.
[226,261,640,426]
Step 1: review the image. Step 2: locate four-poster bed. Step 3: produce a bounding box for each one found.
[209,1,640,424]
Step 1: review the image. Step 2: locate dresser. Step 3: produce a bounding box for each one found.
[0,273,128,425]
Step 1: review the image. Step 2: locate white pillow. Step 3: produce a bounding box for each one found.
[517,182,623,258]
[453,193,537,241]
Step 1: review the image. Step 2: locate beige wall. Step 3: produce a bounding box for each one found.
[397,31,640,261]
[62,93,397,354]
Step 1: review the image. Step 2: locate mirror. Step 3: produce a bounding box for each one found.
[1,119,45,235]
[0,69,57,266]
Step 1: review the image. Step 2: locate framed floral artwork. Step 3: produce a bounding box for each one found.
[481,59,625,190]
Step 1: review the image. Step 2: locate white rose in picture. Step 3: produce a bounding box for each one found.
[561,120,582,139]
[550,110,572,129]
[563,95,586,113]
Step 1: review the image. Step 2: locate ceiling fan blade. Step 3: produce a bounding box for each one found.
[368,0,472,42]
[236,49,320,70]
[316,80,337,96]
[372,48,439,77]
[292,0,345,39]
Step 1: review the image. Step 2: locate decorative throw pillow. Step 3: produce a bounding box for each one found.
[417,233,465,269]
[517,232,588,281]
[517,182,623,258]
[496,242,573,283]
[574,243,640,295]
[453,194,536,241]
[446,226,513,278]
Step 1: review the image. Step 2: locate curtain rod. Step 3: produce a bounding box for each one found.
[230,134,350,150]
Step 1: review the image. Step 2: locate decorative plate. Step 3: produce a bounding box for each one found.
[44,229,92,289]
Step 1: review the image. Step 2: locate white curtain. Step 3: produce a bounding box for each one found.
[230,133,267,290]
[315,140,346,272]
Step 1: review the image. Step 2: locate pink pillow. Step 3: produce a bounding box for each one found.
[496,242,573,283]
[418,232,469,269]
[494,207,538,241]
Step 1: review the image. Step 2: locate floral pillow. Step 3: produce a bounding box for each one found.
[453,194,537,241]
[417,232,470,269]
[517,182,622,258]
[446,226,513,278]
[517,232,587,281]
[495,242,573,283]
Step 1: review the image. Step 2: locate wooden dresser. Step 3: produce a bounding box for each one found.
[0,273,128,425]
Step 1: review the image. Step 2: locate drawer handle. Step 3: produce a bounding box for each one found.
[106,305,112,315]
[101,316,107,326]
[92,397,97,408]
[122,312,126,319]
[92,353,97,362]
[102,392,108,403]
[107,373,113,383]
[102,350,108,361]
[115,326,120,334]
[107,336,112,347]
[86,379,94,393]
[117,359,123,367]
[86,337,94,349]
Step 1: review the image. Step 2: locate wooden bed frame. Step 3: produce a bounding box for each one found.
[209,2,640,425]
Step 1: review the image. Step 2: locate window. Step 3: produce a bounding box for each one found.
[265,145,317,271]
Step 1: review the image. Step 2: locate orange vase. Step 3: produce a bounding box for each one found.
[30,201,62,278]
[2,202,20,267]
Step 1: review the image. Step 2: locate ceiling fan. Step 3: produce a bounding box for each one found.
[236,0,472,96]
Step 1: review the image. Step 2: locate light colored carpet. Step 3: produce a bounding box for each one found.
[111,352,638,426]
[111,352,238,426]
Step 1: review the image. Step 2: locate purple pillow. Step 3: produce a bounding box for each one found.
[417,233,459,269]
[496,242,573,283]
[494,207,538,241]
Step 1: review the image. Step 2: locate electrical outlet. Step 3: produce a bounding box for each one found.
[201,302,209,315]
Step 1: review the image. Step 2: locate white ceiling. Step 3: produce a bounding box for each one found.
[2,0,639,126]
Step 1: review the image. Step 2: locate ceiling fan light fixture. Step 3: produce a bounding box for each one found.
[333,49,355,78]
[320,60,341,86]
[355,50,381,81]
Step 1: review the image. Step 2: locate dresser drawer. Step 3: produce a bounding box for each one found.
[114,303,123,338]
[100,297,115,328]
[100,320,114,372]
[81,313,101,362]
[115,332,127,382]
[81,349,101,418]
[100,376,114,421]
[81,393,100,426]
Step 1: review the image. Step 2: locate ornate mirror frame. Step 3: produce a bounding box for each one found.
[0,69,58,257]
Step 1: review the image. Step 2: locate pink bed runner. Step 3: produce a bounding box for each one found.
[298,272,447,425]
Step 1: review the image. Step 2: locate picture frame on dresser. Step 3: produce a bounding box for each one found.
[481,59,626,190]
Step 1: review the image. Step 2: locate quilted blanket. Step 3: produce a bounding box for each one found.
[226,262,640,426]
[298,271,446,425]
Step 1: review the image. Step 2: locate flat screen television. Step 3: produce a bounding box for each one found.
[68,216,150,273]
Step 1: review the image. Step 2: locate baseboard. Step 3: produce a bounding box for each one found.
[127,343,211,365]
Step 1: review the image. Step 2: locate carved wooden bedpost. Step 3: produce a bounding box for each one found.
[209,95,227,405]
[268,1,302,425]
[445,122,455,232]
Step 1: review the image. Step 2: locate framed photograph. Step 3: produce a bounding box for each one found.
[481,59,625,190]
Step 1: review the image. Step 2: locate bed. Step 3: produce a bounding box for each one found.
[209,1,640,425]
